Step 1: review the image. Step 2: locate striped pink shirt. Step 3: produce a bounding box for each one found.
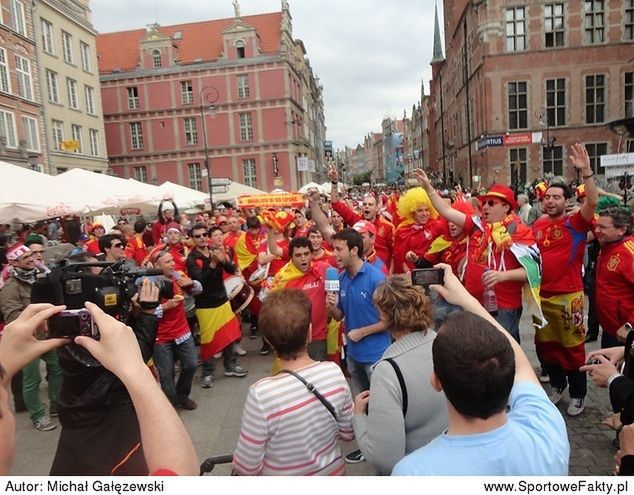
[232,361,354,475]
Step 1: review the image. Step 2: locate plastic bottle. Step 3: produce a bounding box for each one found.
[482,269,498,316]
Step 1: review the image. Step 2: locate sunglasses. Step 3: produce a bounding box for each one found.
[485,200,502,207]
[111,243,123,248]
[193,233,209,239]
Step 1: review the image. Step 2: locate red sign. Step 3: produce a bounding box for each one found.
[237,193,305,209]
[119,208,142,215]
[503,133,532,146]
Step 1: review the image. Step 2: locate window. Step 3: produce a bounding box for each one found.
[586,142,607,175]
[626,72,633,118]
[134,166,147,183]
[508,81,528,129]
[71,124,82,153]
[181,80,193,104]
[184,117,197,145]
[545,3,565,47]
[41,19,54,54]
[67,78,79,109]
[127,87,139,110]
[51,119,64,151]
[22,116,39,152]
[237,75,250,98]
[584,0,605,44]
[0,110,16,148]
[543,144,563,176]
[130,122,143,149]
[0,48,11,93]
[188,163,202,191]
[243,159,257,188]
[239,112,253,141]
[627,0,634,40]
[14,55,32,100]
[505,7,526,51]
[585,74,605,123]
[80,42,91,72]
[546,78,566,127]
[46,70,59,103]
[510,148,527,185]
[9,0,25,36]
[235,40,245,59]
[89,129,99,156]
[62,31,73,64]
[152,50,161,68]
[85,85,95,114]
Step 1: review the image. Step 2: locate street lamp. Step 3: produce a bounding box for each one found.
[538,112,556,176]
[199,86,219,208]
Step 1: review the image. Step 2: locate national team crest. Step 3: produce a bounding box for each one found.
[607,255,621,272]
[551,228,563,241]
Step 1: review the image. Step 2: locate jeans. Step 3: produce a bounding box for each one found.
[307,340,327,362]
[153,336,198,404]
[347,356,374,395]
[546,363,587,399]
[495,307,523,343]
[202,344,238,377]
[430,291,463,330]
[22,349,62,422]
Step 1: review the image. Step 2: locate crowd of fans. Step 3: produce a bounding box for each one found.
[0,141,633,476]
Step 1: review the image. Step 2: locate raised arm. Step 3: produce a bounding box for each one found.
[568,143,598,223]
[413,169,466,227]
[307,189,335,244]
[328,165,341,204]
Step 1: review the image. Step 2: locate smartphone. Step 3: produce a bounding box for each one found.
[47,309,99,339]
[411,268,444,289]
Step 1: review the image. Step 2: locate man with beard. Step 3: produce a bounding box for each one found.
[531,143,598,416]
[328,167,394,268]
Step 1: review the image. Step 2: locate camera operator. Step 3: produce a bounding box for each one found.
[0,303,198,475]
[49,276,161,475]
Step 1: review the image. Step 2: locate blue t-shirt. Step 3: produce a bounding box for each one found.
[338,261,390,364]
[392,382,569,476]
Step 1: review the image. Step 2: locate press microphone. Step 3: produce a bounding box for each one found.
[325,266,339,293]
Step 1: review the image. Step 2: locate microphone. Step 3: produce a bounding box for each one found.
[325,266,339,293]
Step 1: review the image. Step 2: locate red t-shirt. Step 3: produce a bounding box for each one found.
[595,236,634,336]
[284,261,329,341]
[85,238,101,256]
[423,236,468,277]
[125,234,148,266]
[259,238,290,277]
[462,215,524,310]
[156,279,190,345]
[532,211,593,297]
[393,220,444,273]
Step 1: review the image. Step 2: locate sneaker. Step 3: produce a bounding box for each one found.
[539,369,550,383]
[260,341,270,356]
[224,365,248,378]
[345,449,365,464]
[234,344,247,356]
[178,398,198,410]
[33,416,56,432]
[548,386,567,405]
[201,375,215,389]
[50,411,58,418]
[567,397,585,416]
[249,326,258,339]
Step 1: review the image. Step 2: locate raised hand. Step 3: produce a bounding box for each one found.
[567,143,592,176]
[328,165,339,183]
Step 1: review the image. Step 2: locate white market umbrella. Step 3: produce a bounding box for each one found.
[319,181,347,194]
[215,181,266,202]
[0,161,94,223]
[298,182,325,194]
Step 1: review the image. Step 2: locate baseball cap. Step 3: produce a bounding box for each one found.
[352,220,377,236]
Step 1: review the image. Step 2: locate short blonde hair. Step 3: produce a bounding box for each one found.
[372,274,433,334]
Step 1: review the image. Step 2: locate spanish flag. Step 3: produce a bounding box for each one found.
[196,303,241,361]
[235,232,259,271]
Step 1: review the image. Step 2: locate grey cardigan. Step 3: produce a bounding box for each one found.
[351,331,448,474]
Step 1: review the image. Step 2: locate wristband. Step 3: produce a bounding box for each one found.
[140,300,159,310]
[582,172,595,179]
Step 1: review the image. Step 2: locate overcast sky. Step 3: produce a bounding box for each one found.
[91,0,443,150]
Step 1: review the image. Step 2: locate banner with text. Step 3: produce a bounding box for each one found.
[237,193,305,209]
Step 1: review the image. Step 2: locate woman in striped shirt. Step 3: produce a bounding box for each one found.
[232,289,354,475]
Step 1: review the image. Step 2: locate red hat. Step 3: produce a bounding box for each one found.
[481,184,518,211]
[164,222,182,235]
[6,243,31,262]
[575,184,586,199]
[91,223,104,233]
[352,220,377,237]
[535,182,548,200]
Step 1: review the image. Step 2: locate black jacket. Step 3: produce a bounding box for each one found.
[186,248,236,308]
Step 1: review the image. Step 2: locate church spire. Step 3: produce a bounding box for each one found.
[431,2,445,64]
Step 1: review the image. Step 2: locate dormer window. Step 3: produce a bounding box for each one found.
[152,49,162,68]
[235,40,245,59]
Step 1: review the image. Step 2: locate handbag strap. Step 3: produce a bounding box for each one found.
[278,368,338,421]
[385,358,408,417]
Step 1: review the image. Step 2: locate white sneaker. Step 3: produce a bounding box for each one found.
[539,369,550,383]
[33,416,56,431]
[548,386,567,405]
[201,375,214,389]
[567,397,585,416]
[234,344,247,356]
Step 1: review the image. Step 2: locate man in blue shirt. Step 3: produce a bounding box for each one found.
[392,264,569,476]
[326,228,390,464]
